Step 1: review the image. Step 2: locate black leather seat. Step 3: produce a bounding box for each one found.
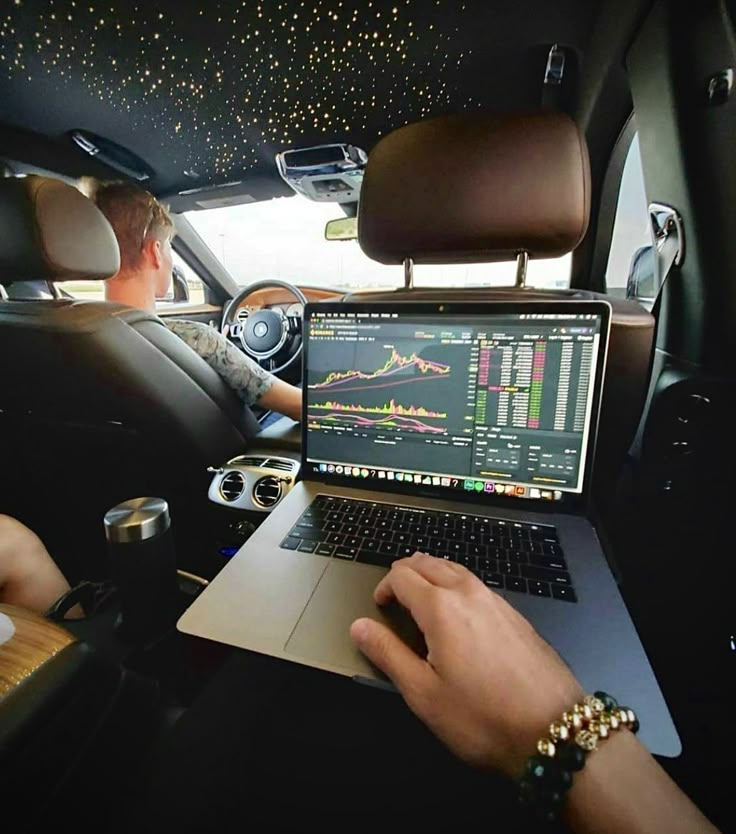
[0,176,258,579]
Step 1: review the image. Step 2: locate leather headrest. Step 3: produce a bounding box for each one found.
[0,175,120,284]
[358,112,590,265]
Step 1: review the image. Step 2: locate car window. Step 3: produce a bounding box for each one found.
[605,134,651,298]
[59,279,106,301]
[156,250,207,307]
[185,200,571,293]
[58,252,205,306]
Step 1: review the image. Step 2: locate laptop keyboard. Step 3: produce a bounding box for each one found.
[280,495,577,603]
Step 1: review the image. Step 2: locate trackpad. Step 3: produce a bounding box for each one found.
[284,560,424,677]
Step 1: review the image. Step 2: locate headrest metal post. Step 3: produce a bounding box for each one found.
[0,284,7,301]
[515,251,529,288]
[403,257,414,289]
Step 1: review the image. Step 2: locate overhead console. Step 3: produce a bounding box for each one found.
[275,142,367,205]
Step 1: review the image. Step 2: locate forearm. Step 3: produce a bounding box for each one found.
[565,729,720,834]
[258,379,302,421]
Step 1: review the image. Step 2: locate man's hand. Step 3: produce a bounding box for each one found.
[350,553,583,778]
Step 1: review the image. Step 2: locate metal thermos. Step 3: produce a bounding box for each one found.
[104,497,179,643]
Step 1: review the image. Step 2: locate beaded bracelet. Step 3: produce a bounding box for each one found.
[517,691,639,825]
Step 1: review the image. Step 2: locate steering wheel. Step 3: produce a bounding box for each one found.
[221,279,309,375]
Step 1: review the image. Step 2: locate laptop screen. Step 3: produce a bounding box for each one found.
[302,302,610,508]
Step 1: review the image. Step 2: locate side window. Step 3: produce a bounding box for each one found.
[605,134,652,299]
[57,280,106,301]
[157,250,207,307]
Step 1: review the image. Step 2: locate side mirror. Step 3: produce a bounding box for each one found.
[626,245,656,302]
[171,265,190,303]
[325,216,358,241]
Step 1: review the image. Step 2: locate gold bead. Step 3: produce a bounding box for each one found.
[615,708,630,725]
[537,738,556,757]
[608,712,620,730]
[574,702,594,721]
[574,730,598,751]
[626,708,637,726]
[563,711,584,730]
[583,695,605,715]
[588,720,609,739]
[549,721,570,742]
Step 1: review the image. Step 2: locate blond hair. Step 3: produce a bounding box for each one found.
[80,177,174,272]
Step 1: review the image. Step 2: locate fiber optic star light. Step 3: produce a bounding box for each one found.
[0,0,479,191]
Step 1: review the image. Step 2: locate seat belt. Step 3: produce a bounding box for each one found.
[629,204,685,457]
[648,203,684,323]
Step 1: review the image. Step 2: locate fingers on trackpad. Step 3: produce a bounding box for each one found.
[284,560,425,676]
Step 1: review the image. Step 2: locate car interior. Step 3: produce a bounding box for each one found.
[0,0,733,831]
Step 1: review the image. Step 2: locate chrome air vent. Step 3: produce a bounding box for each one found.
[236,308,249,323]
[229,456,266,468]
[264,458,296,472]
[219,471,246,502]
[253,476,283,508]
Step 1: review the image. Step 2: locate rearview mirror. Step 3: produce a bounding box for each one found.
[325,216,358,241]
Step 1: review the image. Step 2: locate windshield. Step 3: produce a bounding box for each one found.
[185,198,571,292]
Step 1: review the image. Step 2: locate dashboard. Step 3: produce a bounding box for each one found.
[232,285,343,320]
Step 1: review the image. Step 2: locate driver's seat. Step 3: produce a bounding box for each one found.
[0,176,258,580]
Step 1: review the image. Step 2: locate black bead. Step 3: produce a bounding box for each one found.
[556,741,587,772]
[518,779,538,807]
[526,754,550,781]
[524,754,573,793]
[538,788,565,807]
[594,690,618,711]
[534,805,559,825]
[552,767,573,791]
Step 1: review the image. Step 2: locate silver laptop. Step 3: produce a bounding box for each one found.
[179,301,681,757]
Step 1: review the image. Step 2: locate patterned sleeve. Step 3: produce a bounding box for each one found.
[165,319,275,406]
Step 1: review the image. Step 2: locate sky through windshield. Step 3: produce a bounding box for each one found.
[186,197,571,291]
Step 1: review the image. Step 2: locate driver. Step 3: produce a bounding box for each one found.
[83,179,302,422]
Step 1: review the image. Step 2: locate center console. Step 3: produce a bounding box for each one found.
[206,417,302,559]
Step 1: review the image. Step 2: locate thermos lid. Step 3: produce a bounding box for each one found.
[104,497,170,544]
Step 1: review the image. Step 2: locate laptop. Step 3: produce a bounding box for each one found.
[179,301,681,757]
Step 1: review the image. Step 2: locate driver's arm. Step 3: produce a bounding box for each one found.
[165,319,301,420]
[258,378,301,422]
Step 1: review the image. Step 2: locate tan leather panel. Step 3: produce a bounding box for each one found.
[234,285,342,311]
[359,112,590,265]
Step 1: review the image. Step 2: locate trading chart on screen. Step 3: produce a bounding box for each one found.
[305,309,603,497]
